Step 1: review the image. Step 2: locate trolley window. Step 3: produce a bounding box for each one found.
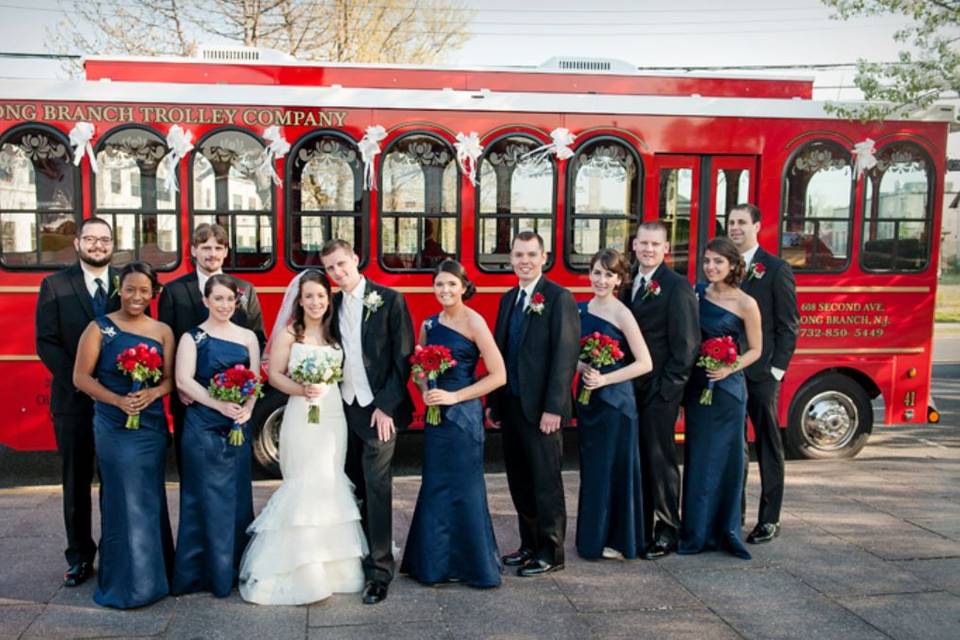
[94,126,178,270]
[287,132,366,268]
[0,125,80,269]
[566,137,641,270]
[781,139,853,272]
[477,135,555,272]
[191,128,274,270]
[379,133,459,271]
[861,141,933,272]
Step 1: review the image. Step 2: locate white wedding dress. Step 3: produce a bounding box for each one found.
[239,343,366,605]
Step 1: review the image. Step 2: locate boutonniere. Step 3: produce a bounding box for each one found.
[641,280,661,301]
[363,291,384,321]
[527,292,546,315]
[237,287,248,307]
[111,275,120,298]
[748,263,766,281]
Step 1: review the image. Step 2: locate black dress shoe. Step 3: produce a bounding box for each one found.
[63,561,93,587]
[502,548,534,567]
[517,559,564,577]
[362,581,388,604]
[747,522,781,544]
[642,540,676,560]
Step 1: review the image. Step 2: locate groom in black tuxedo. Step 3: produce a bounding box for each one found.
[728,204,799,544]
[321,238,414,605]
[623,221,699,559]
[36,217,121,587]
[157,223,265,472]
[488,231,579,576]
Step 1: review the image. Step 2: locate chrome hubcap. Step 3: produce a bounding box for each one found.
[255,407,283,468]
[801,391,858,451]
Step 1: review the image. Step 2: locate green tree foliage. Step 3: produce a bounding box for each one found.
[823,0,959,120]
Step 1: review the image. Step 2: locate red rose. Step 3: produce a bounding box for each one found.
[532,293,545,305]
[123,359,136,371]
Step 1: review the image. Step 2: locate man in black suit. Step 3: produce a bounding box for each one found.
[36,216,121,587]
[487,231,579,576]
[728,203,799,544]
[623,221,699,559]
[321,238,414,605]
[157,223,265,471]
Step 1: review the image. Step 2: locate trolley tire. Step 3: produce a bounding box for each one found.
[785,373,872,460]
[250,386,287,478]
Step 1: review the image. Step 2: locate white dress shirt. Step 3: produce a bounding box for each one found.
[196,269,223,298]
[80,263,109,299]
[630,266,659,302]
[515,275,543,310]
[339,277,374,406]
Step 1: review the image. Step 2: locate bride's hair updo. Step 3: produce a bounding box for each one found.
[292,269,336,345]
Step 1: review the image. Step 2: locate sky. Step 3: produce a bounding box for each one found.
[0,0,956,158]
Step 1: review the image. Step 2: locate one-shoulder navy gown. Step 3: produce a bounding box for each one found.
[401,315,501,588]
[92,317,174,609]
[575,304,646,559]
[679,285,751,560]
[172,328,255,597]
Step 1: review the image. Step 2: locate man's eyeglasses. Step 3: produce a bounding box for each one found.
[81,236,113,246]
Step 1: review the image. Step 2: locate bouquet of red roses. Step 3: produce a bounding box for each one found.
[696,335,740,405]
[207,364,264,446]
[115,343,163,429]
[577,331,625,405]
[409,344,457,426]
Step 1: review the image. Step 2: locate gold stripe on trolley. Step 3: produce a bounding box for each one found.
[0,286,38,293]
[795,347,924,355]
[797,286,930,293]
[0,355,40,361]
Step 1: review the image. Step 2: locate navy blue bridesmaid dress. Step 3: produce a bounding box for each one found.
[172,328,255,597]
[575,303,646,559]
[401,315,501,588]
[92,317,174,608]
[679,284,751,559]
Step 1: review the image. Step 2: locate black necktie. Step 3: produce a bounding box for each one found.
[635,276,646,303]
[507,289,527,395]
[93,277,107,317]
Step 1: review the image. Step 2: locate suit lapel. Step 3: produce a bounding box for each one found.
[359,280,373,350]
[518,277,546,347]
[106,266,121,312]
[742,247,765,294]
[186,273,205,322]
[496,287,517,350]
[633,263,665,310]
[68,264,95,321]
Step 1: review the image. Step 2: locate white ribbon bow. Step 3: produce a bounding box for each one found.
[521,127,577,165]
[853,138,878,178]
[454,131,484,186]
[257,125,290,186]
[358,125,387,191]
[159,125,194,194]
[69,122,97,173]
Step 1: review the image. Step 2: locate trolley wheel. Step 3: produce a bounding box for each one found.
[785,373,872,460]
[250,386,286,478]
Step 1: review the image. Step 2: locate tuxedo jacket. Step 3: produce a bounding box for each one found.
[331,280,415,430]
[36,262,122,416]
[157,271,266,349]
[621,262,700,405]
[490,276,580,425]
[740,246,799,383]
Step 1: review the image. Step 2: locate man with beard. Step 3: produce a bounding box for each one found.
[36,217,121,587]
[158,223,265,472]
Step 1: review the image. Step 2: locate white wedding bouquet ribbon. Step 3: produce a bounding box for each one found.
[358,125,387,191]
[257,125,290,186]
[69,122,98,173]
[455,131,484,186]
[853,138,878,178]
[521,127,577,165]
[159,125,195,195]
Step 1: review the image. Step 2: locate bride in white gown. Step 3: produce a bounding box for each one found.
[239,270,366,605]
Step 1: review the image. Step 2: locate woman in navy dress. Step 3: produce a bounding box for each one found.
[173,274,262,597]
[679,236,761,559]
[401,259,506,588]
[73,262,176,608]
[575,249,653,560]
